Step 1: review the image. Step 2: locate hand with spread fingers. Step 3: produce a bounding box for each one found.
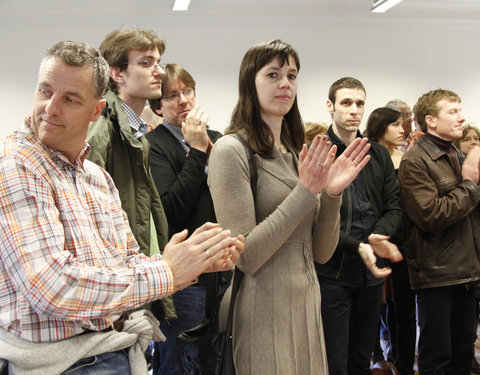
[325,137,371,196]
[162,222,243,289]
[182,104,213,153]
[298,135,337,195]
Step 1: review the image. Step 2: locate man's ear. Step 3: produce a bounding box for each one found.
[154,107,162,116]
[425,114,435,131]
[91,99,106,122]
[326,99,334,115]
[109,66,125,84]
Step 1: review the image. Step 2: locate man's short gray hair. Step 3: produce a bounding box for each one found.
[43,41,109,98]
[385,99,408,110]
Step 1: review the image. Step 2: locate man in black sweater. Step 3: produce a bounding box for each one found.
[146,64,226,375]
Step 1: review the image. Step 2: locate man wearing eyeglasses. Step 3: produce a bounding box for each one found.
[86,29,176,322]
[146,64,224,375]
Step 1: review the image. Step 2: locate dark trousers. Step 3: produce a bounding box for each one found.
[320,279,384,375]
[417,284,476,375]
[391,260,417,375]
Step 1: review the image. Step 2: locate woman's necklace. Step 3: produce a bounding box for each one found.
[277,144,287,154]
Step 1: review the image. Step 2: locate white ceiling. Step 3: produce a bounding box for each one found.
[1,0,480,21]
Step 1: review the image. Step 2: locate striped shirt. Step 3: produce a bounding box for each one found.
[0,116,174,342]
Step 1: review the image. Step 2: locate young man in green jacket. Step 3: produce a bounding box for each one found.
[86,28,174,320]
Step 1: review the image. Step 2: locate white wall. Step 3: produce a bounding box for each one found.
[1,8,480,137]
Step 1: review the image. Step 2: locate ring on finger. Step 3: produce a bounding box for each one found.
[353,160,358,166]
[205,249,211,258]
[317,161,325,167]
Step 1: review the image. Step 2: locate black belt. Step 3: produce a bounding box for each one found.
[83,312,128,334]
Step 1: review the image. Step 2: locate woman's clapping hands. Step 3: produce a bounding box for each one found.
[299,135,371,196]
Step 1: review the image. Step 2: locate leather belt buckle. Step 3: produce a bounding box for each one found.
[112,312,128,332]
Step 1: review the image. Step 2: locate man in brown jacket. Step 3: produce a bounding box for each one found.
[398,89,480,375]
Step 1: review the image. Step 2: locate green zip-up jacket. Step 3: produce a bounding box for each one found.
[86,90,175,320]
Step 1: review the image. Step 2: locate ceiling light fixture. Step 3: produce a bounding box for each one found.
[371,0,403,13]
[173,0,191,11]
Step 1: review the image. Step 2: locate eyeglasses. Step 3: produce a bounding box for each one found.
[162,88,195,102]
[402,112,413,120]
[123,61,164,72]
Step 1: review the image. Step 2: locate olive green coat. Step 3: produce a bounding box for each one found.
[86,91,175,320]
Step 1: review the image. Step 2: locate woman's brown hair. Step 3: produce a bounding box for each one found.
[226,39,304,158]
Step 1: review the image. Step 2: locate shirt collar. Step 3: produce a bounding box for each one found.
[119,101,147,138]
[24,114,90,168]
[162,120,183,140]
[162,120,190,152]
[424,132,453,153]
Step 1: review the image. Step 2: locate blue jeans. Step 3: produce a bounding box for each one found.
[154,286,206,375]
[58,349,129,375]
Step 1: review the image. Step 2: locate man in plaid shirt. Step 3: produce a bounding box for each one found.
[0,41,243,375]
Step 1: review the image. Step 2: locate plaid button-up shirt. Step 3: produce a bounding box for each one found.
[119,101,147,139]
[0,116,174,342]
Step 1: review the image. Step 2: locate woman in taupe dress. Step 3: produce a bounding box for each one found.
[208,40,370,375]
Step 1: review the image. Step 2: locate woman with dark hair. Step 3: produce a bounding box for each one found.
[366,107,419,375]
[207,40,372,374]
[366,107,405,168]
